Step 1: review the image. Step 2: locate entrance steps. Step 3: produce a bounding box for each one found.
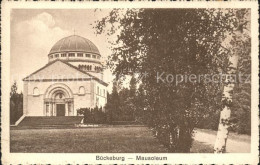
[15,116,83,129]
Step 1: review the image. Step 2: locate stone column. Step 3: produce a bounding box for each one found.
[53,103,55,116]
[65,102,68,116]
[73,102,75,116]
[51,103,54,116]
[44,102,47,116]
[72,102,75,116]
[46,103,49,116]
[68,101,73,116]
[49,103,51,116]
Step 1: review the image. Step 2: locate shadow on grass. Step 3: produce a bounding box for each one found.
[190,140,214,153]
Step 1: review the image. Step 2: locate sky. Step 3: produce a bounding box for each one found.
[10,9,116,93]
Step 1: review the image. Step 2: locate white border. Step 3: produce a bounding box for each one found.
[1,1,259,164]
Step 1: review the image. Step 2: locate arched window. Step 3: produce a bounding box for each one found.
[79,86,85,95]
[33,87,39,96]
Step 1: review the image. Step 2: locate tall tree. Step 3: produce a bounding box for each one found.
[10,81,18,96]
[96,9,241,152]
[128,77,137,120]
[105,81,121,121]
[118,87,131,120]
[214,9,250,153]
[10,82,23,124]
[129,77,137,97]
[135,84,147,123]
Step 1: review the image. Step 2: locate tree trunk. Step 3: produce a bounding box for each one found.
[214,9,249,151]
[214,54,239,153]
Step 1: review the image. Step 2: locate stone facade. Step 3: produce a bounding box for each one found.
[23,35,108,117]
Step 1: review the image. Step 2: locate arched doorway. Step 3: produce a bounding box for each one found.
[44,83,74,116]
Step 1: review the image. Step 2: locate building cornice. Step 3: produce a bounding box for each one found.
[23,78,108,86]
[48,51,101,57]
[62,59,102,65]
[23,59,109,86]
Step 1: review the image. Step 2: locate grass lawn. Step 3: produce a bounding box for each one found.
[10,127,168,153]
[10,126,213,153]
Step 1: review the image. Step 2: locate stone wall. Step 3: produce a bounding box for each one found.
[24,80,94,116]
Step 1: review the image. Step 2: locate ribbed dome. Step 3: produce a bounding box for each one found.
[49,35,100,55]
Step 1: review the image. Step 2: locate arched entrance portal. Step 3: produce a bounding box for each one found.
[44,83,74,116]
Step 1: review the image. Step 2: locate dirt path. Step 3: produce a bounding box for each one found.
[194,129,250,153]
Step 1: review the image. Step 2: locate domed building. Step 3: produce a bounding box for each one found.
[23,35,108,117]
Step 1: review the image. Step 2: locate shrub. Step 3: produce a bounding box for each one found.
[77,107,109,124]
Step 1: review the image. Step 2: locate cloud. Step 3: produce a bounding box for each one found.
[11,12,70,91]
[36,12,55,27]
[11,11,113,92]
[15,12,69,49]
